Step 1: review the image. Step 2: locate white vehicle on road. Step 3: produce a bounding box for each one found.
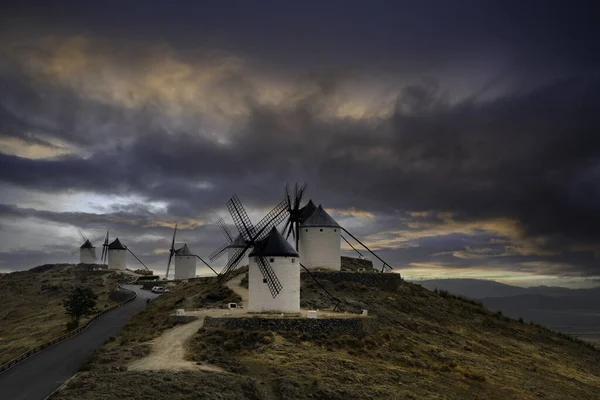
[151,286,165,294]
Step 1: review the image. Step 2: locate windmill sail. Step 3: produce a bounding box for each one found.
[217,194,290,297]
[165,224,177,279]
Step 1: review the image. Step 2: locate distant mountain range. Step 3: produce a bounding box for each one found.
[414,279,600,334]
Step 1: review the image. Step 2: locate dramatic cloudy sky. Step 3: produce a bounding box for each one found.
[1,1,599,287]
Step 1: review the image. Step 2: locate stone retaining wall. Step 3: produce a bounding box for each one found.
[204,316,373,337]
[302,271,402,291]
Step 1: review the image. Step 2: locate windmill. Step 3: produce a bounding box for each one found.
[99,230,110,264]
[165,225,217,280]
[106,237,150,271]
[208,217,248,268]
[217,195,289,298]
[165,224,178,279]
[248,227,300,313]
[280,182,314,250]
[277,181,394,273]
[72,229,104,264]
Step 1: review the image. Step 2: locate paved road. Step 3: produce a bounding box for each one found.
[0,285,158,400]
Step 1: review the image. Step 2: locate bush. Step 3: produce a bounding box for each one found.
[464,371,486,381]
[66,319,79,331]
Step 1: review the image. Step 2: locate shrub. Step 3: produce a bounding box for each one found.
[66,319,79,331]
[464,371,486,381]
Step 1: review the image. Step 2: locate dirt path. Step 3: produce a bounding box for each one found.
[127,317,224,372]
[225,272,248,304]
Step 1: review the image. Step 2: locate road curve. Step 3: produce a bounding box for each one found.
[0,285,158,400]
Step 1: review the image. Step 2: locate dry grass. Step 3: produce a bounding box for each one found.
[0,264,133,364]
[55,272,600,400]
[116,276,242,344]
[78,275,243,372]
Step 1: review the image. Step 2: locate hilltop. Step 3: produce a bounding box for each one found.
[49,271,600,400]
[0,264,135,364]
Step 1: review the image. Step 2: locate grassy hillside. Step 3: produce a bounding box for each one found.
[0,264,134,364]
[52,273,600,400]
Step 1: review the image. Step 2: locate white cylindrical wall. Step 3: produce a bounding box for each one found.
[108,249,126,270]
[299,227,341,270]
[248,256,299,313]
[227,247,249,267]
[174,256,196,280]
[80,248,96,264]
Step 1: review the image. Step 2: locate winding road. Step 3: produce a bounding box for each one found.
[0,285,158,400]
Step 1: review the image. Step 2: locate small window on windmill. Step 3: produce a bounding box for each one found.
[334,229,337,232]
[263,278,267,283]
[320,228,323,232]
[269,258,275,263]
[305,229,308,232]
[292,258,295,263]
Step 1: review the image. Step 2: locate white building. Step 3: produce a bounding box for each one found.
[227,235,250,267]
[248,227,300,313]
[299,204,341,271]
[107,238,127,270]
[174,244,196,280]
[79,240,96,264]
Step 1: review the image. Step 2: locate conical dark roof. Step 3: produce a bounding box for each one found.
[301,204,340,228]
[80,239,94,249]
[229,234,246,248]
[249,227,299,257]
[298,199,317,224]
[108,238,127,250]
[175,243,193,256]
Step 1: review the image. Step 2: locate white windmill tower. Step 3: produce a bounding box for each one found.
[72,230,104,264]
[106,237,150,271]
[248,227,300,313]
[298,204,341,271]
[174,244,196,280]
[165,225,218,280]
[215,194,297,313]
[279,183,395,273]
[107,238,127,270]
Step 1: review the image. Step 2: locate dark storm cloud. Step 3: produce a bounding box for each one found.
[3,0,598,75]
[1,74,600,246]
[1,0,600,276]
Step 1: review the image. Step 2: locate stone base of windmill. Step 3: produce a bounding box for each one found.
[179,306,372,321]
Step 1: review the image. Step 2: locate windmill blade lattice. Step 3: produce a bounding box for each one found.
[218,217,234,242]
[165,224,178,279]
[218,195,290,298]
[218,246,248,280]
[226,195,256,240]
[101,231,109,264]
[256,256,283,298]
[209,242,230,262]
[253,200,288,241]
[77,229,88,243]
[281,182,308,249]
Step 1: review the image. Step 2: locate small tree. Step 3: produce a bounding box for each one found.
[64,287,98,329]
